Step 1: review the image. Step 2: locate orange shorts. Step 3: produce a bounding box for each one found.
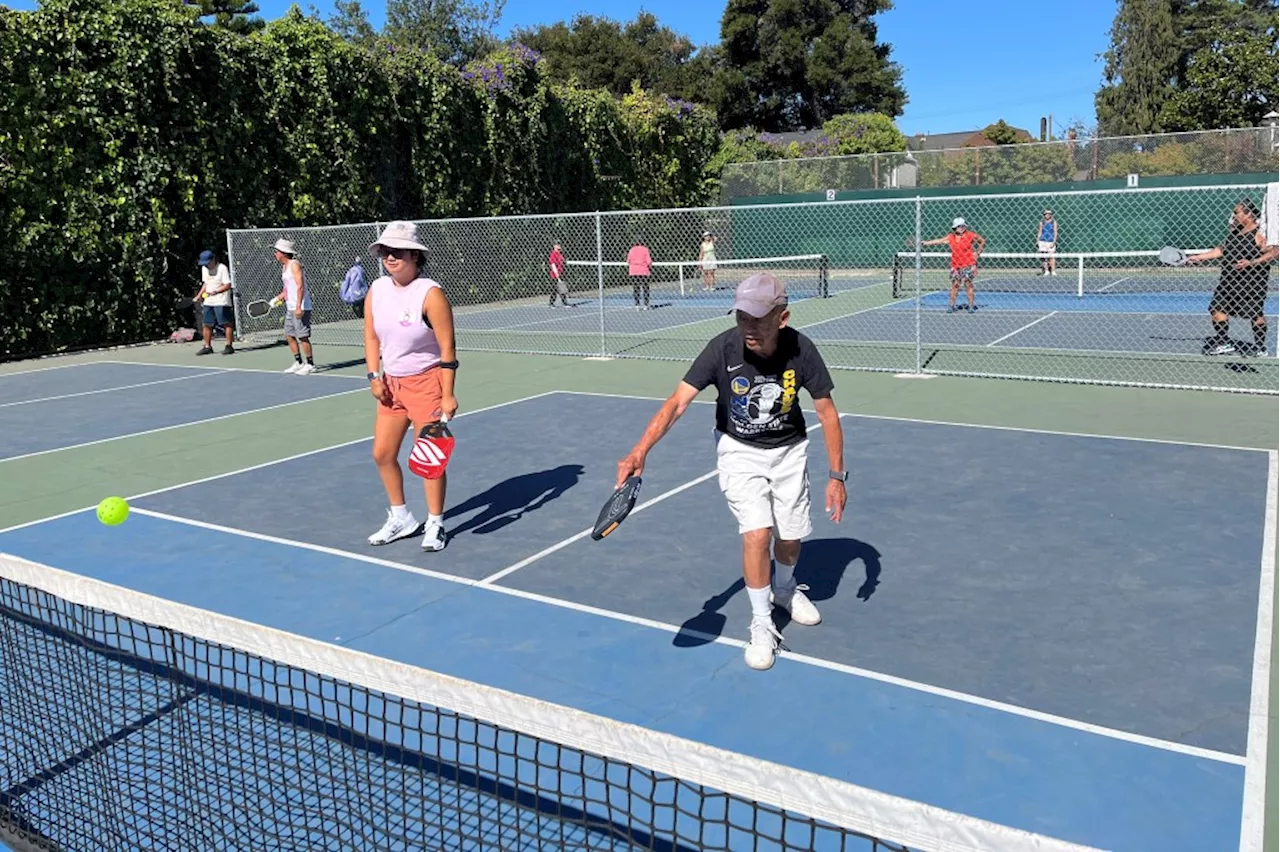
[377,369,443,424]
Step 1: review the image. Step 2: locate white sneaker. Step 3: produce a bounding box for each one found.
[295,363,316,375]
[368,509,420,545]
[283,362,302,374]
[421,520,447,552]
[744,615,783,671]
[771,584,821,626]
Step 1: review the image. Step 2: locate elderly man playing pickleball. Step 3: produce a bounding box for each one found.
[616,273,848,671]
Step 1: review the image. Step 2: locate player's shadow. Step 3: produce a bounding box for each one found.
[444,465,585,536]
[672,538,883,647]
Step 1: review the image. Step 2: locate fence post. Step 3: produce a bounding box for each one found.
[225,229,241,343]
[914,196,923,374]
[595,211,605,357]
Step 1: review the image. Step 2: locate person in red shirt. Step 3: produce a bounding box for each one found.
[922,217,986,312]
[547,243,569,307]
[627,239,653,310]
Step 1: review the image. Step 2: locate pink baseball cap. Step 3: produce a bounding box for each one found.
[731,272,788,318]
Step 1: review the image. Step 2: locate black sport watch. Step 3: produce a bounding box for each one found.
[367,371,381,382]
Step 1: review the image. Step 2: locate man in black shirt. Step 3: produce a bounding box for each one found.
[616,273,848,671]
[1187,199,1277,356]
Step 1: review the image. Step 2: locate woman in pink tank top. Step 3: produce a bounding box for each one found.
[363,221,458,553]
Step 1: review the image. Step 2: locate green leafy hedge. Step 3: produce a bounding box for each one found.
[0,0,719,359]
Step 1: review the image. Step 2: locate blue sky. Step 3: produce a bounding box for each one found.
[4,0,1115,135]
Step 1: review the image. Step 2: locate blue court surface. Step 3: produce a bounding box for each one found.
[0,361,364,461]
[805,290,1280,357]
[452,275,876,337]
[1,378,1274,851]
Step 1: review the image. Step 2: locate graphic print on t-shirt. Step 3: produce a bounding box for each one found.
[728,369,797,435]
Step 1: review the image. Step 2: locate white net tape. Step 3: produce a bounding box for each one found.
[227,184,1278,394]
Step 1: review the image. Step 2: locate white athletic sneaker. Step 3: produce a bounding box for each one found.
[771,584,821,626]
[421,520,447,552]
[295,363,316,375]
[283,362,302,374]
[368,509,420,545]
[744,615,783,671]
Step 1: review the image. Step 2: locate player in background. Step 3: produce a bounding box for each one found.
[921,217,986,313]
[548,243,569,307]
[272,238,315,374]
[1036,210,1059,277]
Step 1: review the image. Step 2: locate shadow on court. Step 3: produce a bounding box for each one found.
[672,538,883,647]
[445,464,585,536]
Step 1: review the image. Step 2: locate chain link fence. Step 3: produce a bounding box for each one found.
[227,182,1278,394]
[721,126,1279,199]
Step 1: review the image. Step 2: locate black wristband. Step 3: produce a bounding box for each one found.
[439,360,459,370]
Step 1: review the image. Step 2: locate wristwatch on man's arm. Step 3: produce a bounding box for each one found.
[829,470,848,482]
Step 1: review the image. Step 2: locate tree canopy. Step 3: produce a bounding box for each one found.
[714,0,905,132]
[1095,0,1278,134]
[512,11,710,103]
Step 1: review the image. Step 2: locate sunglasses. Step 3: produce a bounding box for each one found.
[378,247,416,260]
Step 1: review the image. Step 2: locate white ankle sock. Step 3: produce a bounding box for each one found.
[391,504,412,520]
[746,585,772,618]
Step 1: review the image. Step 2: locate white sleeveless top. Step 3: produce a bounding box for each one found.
[282,263,311,311]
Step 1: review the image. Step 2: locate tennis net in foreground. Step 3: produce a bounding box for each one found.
[891,250,1280,299]
[0,555,1091,852]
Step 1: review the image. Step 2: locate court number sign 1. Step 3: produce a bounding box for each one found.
[1127,173,1140,188]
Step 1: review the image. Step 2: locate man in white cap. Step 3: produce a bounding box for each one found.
[272,237,315,374]
[615,272,848,671]
[922,217,986,312]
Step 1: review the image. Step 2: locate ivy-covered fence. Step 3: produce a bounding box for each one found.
[0,0,720,359]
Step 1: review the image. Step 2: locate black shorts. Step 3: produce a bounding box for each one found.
[1209,278,1268,319]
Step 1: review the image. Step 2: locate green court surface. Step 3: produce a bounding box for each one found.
[1,341,1276,851]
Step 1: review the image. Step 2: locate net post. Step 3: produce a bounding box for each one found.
[820,254,829,298]
[680,262,686,298]
[225,229,242,343]
[1077,254,1085,298]
[595,211,605,357]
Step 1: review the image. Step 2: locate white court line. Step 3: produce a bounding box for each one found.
[467,303,645,331]
[0,361,100,379]
[0,371,220,408]
[797,298,901,330]
[0,391,562,537]
[1239,450,1277,852]
[557,389,1273,454]
[1095,276,1132,293]
[98,359,364,380]
[478,468,722,584]
[113,506,1243,766]
[481,419,830,585]
[986,312,1059,347]
[0,386,368,464]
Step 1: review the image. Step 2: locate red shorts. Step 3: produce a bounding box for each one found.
[377,369,443,424]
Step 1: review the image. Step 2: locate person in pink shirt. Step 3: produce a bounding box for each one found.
[548,243,569,307]
[362,221,459,553]
[627,239,653,310]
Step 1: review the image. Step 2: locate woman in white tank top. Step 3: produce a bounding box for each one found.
[362,221,459,552]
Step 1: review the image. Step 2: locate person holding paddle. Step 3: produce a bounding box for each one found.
[614,273,848,672]
[1186,199,1277,357]
[272,238,315,374]
[363,221,459,552]
[920,217,985,312]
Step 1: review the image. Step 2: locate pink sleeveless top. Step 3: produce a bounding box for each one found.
[370,276,442,377]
